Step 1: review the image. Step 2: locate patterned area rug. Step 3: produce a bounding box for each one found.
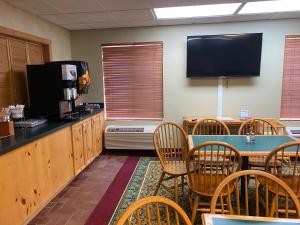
[108,157,191,225]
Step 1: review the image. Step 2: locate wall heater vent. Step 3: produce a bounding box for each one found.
[286,127,300,138]
[105,125,157,150]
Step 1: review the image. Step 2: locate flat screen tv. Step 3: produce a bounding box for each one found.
[186,33,263,77]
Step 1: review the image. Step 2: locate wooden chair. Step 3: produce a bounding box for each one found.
[115,196,192,225]
[192,119,230,135]
[153,122,188,203]
[238,119,278,136]
[210,170,300,218]
[186,141,242,224]
[238,119,279,169]
[265,142,300,212]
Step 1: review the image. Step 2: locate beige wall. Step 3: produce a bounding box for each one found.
[0,1,71,60]
[71,18,300,125]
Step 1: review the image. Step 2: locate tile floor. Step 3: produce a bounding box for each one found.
[28,152,129,225]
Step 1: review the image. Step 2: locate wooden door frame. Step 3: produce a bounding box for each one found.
[0,25,52,62]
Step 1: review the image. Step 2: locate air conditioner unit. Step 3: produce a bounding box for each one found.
[286,127,300,138]
[105,125,157,150]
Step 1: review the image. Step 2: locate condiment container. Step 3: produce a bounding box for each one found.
[0,121,14,136]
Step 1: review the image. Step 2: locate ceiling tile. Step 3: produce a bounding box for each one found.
[99,0,151,10]
[149,0,266,8]
[110,9,154,21]
[40,14,75,25]
[9,0,60,15]
[64,11,115,24]
[45,0,104,13]
[61,23,95,30]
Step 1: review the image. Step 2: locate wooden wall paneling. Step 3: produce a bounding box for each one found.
[0,38,13,108]
[27,43,44,65]
[8,39,29,106]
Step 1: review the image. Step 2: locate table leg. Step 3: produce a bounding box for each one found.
[240,156,249,203]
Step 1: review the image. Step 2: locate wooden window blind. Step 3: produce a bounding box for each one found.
[280,35,300,119]
[102,42,163,120]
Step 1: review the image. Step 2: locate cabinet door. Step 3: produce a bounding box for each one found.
[9,39,29,106]
[83,119,93,164]
[92,115,101,156]
[27,43,44,65]
[72,124,85,175]
[99,112,104,154]
[0,38,13,108]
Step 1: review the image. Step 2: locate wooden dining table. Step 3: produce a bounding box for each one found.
[188,135,298,202]
[202,213,300,225]
[188,135,297,170]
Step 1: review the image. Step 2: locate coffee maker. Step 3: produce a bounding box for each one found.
[27,61,88,120]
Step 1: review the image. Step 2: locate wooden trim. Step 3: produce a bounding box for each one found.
[0,25,52,62]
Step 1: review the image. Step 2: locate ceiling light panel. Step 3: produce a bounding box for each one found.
[154,3,242,19]
[239,0,300,14]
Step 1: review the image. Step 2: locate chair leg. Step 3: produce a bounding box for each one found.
[181,175,185,192]
[154,172,165,195]
[270,197,276,217]
[174,177,179,203]
[191,195,200,225]
[187,189,191,209]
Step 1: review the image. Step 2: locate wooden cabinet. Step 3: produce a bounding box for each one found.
[0,38,44,108]
[0,112,104,225]
[83,119,94,164]
[0,38,12,107]
[71,124,85,175]
[0,127,73,225]
[27,43,44,65]
[72,112,104,175]
[92,113,104,155]
[9,39,29,106]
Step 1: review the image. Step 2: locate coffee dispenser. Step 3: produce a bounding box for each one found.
[27,61,85,120]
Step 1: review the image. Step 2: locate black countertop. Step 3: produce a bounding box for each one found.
[0,108,104,156]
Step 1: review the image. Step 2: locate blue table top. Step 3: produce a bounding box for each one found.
[212,217,300,225]
[191,135,296,155]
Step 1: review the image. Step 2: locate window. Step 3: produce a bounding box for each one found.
[280,35,300,119]
[101,42,163,120]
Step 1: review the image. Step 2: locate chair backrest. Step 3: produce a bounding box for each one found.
[211,170,300,218]
[186,141,242,195]
[265,141,300,197]
[238,119,278,135]
[192,119,230,135]
[115,196,192,225]
[153,122,188,166]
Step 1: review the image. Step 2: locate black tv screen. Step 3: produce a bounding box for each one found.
[187,33,263,77]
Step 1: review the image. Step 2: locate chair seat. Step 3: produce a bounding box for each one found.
[258,175,300,197]
[249,156,290,168]
[188,174,234,196]
[248,156,267,168]
[163,161,187,176]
